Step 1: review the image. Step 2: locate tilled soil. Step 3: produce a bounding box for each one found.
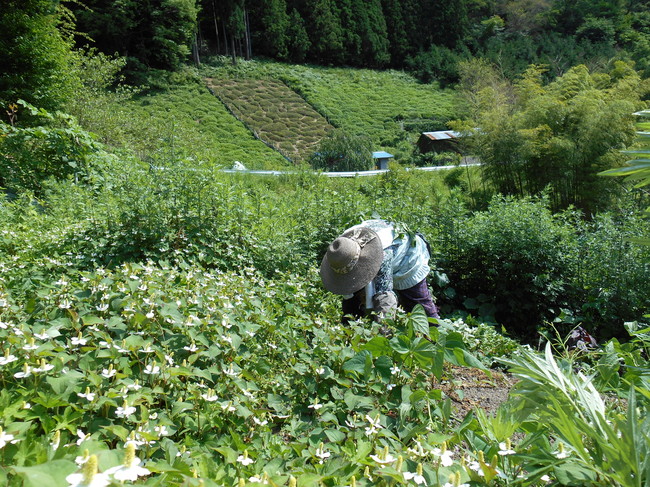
[437,365,519,417]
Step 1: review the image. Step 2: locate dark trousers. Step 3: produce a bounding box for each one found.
[342,278,439,322]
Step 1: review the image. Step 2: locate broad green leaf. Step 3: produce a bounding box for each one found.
[12,460,77,487]
[363,336,392,357]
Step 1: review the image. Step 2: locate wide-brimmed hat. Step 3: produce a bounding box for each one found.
[320,226,383,295]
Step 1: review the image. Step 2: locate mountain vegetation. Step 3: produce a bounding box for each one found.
[1,1,650,486]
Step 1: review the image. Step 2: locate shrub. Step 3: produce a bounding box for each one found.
[0,101,112,195]
[437,195,576,342]
[309,129,374,172]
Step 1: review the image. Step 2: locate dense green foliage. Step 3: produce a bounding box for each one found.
[2,4,650,483]
[453,60,648,213]
[0,0,80,114]
[72,0,200,80]
[309,130,374,172]
[64,0,650,86]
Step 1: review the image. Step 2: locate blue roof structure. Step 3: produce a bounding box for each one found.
[372,151,394,159]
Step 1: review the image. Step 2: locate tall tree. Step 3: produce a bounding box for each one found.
[71,0,199,74]
[286,8,311,62]
[352,0,389,67]
[455,60,646,213]
[304,0,344,64]
[0,0,79,116]
[252,0,290,60]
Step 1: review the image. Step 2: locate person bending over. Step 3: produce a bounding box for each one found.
[320,219,439,323]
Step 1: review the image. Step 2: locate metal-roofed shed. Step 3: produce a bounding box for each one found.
[417,130,463,154]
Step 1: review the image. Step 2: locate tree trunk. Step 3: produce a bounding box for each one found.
[223,19,229,56]
[244,6,252,60]
[192,31,201,66]
[212,0,221,54]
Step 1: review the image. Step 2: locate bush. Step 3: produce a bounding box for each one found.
[309,129,374,171]
[0,101,111,195]
[438,195,576,342]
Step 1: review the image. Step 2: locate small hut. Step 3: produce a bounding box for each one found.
[417,130,462,154]
[372,151,394,170]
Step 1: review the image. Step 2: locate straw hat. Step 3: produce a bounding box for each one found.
[320,226,383,295]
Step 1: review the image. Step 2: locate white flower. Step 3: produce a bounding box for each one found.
[96,303,109,312]
[101,367,116,379]
[76,429,89,446]
[364,414,382,436]
[387,383,396,391]
[432,446,454,467]
[403,471,427,485]
[58,299,72,309]
[0,353,18,366]
[34,360,54,373]
[183,343,199,352]
[22,339,39,351]
[237,451,255,465]
[14,364,32,379]
[252,416,268,426]
[143,363,160,374]
[390,365,401,375]
[0,428,16,448]
[314,443,331,464]
[553,443,570,459]
[308,401,323,410]
[248,475,270,484]
[78,389,96,401]
[201,390,219,402]
[116,402,137,418]
[370,453,396,465]
[71,335,87,346]
[223,364,238,377]
[541,474,551,482]
[139,344,154,353]
[406,440,426,458]
[316,367,325,375]
[221,334,232,344]
[66,472,110,487]
[498,441,516,456]
[221,402,236,412]
[105,443,151,481]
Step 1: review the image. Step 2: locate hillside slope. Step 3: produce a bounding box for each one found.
[208,78,334,163]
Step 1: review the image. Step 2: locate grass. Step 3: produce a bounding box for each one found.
[201,58,461,162]
[207,77,333,163]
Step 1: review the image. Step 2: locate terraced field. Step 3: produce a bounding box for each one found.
[208,78,334,163]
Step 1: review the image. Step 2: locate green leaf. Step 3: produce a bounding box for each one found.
[409,305,430,336]
[554,461,599,485]
[363,336,393,357]
[343,350,373,377]
[12,460,77,487]
[324,428,346,442]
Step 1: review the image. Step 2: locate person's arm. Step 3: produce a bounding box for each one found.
[371,247,397,320]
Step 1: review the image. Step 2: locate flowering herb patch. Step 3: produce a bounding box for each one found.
[0,245,648,486]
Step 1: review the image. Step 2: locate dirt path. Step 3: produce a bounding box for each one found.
[439,365,518,417]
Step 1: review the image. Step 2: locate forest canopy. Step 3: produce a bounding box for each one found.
[59,0,650,84]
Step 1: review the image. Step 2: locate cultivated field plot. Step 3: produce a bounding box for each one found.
[208,78,334,163]
[202,60,460,160]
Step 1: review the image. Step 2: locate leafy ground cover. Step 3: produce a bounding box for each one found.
[1,57,649,487]
[201,59,460,161]
[207,78,334,163]
[66,73,291,171]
